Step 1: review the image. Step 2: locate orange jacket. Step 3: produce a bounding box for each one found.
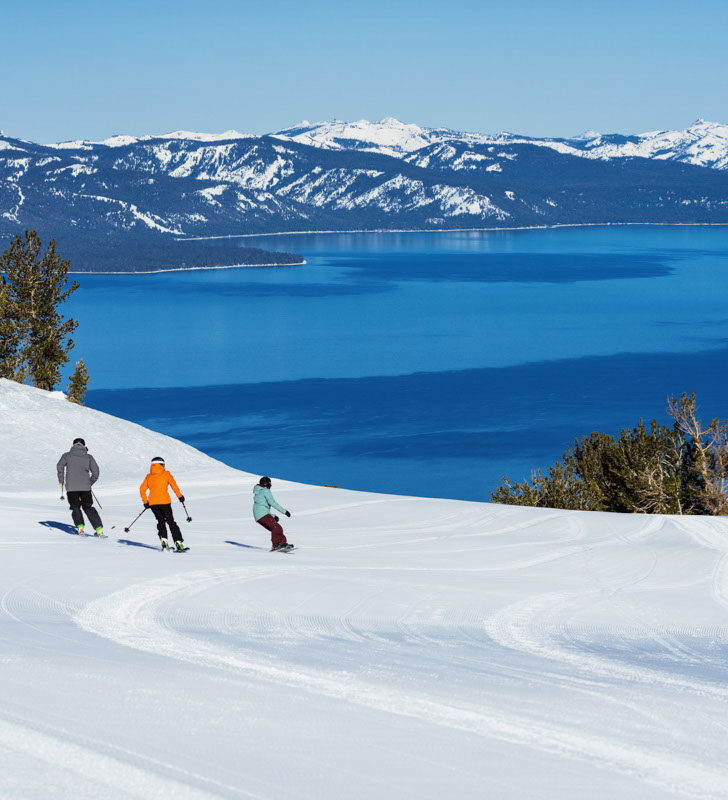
[139,463,182,505]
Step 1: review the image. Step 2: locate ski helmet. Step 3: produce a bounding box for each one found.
[259,476,272,488]
[151,456,165,466]
[73,437,86,446]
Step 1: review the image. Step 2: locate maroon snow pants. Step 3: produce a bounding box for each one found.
[256,514,287,547]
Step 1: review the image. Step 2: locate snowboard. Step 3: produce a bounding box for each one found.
[270,544,295,553]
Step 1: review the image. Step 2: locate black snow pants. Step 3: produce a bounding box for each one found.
[151,504,183,542]
[67,490,103,530]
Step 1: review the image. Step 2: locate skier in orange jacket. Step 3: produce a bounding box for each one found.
[139,456,186,550]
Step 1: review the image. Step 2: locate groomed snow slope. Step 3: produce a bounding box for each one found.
[1,378,727,799]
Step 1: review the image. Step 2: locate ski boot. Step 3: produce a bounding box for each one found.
[77,525,86,536]
[160,538,170,550]
[175,540,186,552]
[95,527,105,537]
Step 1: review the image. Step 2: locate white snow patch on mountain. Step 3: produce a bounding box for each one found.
[156,129,250,142]
[45,140,95,150]
[273,117,456,158]
[99,134,141,148]
[197,184,227,203]
[432,184,509,217]
[35,156,63,168]
[572,129,602,140]
[53,164,98,177]
[77,193,183,234]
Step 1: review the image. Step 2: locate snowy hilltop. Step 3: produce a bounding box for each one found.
[1,376,728,798]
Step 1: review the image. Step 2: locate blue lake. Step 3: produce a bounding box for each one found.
[77,226,728,501]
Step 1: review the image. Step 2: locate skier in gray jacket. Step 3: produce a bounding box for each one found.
[56,438,103,535]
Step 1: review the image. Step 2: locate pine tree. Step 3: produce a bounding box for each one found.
[0,276,24,380]
[67,359,89,405]
[667,392,728,515]
[0,231,80,390]
[491,395,728,515]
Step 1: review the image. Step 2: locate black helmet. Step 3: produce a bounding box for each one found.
[73,437,86,446]
[259,476,272,488]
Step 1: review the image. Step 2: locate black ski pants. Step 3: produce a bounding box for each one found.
[67,490,102,530]
[151,503,183,542]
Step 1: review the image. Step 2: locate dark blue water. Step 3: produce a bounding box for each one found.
[76,226,728,501]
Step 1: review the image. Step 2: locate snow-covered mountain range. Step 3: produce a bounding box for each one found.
[273,117,728,170]
[2,117,728,270]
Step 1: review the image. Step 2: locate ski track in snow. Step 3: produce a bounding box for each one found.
[676,516,728,614]
[75,544,728,796]
[0,713,247,800]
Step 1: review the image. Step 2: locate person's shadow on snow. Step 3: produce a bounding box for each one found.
[225,540,267,550]
[38,520,78,535]
[117,539,160,551]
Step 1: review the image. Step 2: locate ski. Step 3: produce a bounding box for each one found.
[158,541,188,552]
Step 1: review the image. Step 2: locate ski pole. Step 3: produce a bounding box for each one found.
[123,507,148,533]
[181,501,192,523]
[60,482,65,501]
[92,490,116,529]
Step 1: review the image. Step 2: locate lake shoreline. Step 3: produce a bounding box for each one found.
[177,221,728,242]
[69,259,307,275]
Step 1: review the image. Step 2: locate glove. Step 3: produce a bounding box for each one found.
[285,510,291,517]
[178,495,185,503]
[143,502,150,509]
[273,515,279,522]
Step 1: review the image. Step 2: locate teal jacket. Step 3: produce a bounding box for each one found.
[253,484,288,521]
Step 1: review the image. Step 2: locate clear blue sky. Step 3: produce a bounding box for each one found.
[2,0,726,143]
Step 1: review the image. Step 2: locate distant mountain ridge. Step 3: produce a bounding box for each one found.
[2,117,728,271]
[271,117,728,171]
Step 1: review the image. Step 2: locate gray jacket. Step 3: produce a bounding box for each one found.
[57,445,99,491]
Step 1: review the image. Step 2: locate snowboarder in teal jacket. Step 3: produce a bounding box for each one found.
[253,477,292,550]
